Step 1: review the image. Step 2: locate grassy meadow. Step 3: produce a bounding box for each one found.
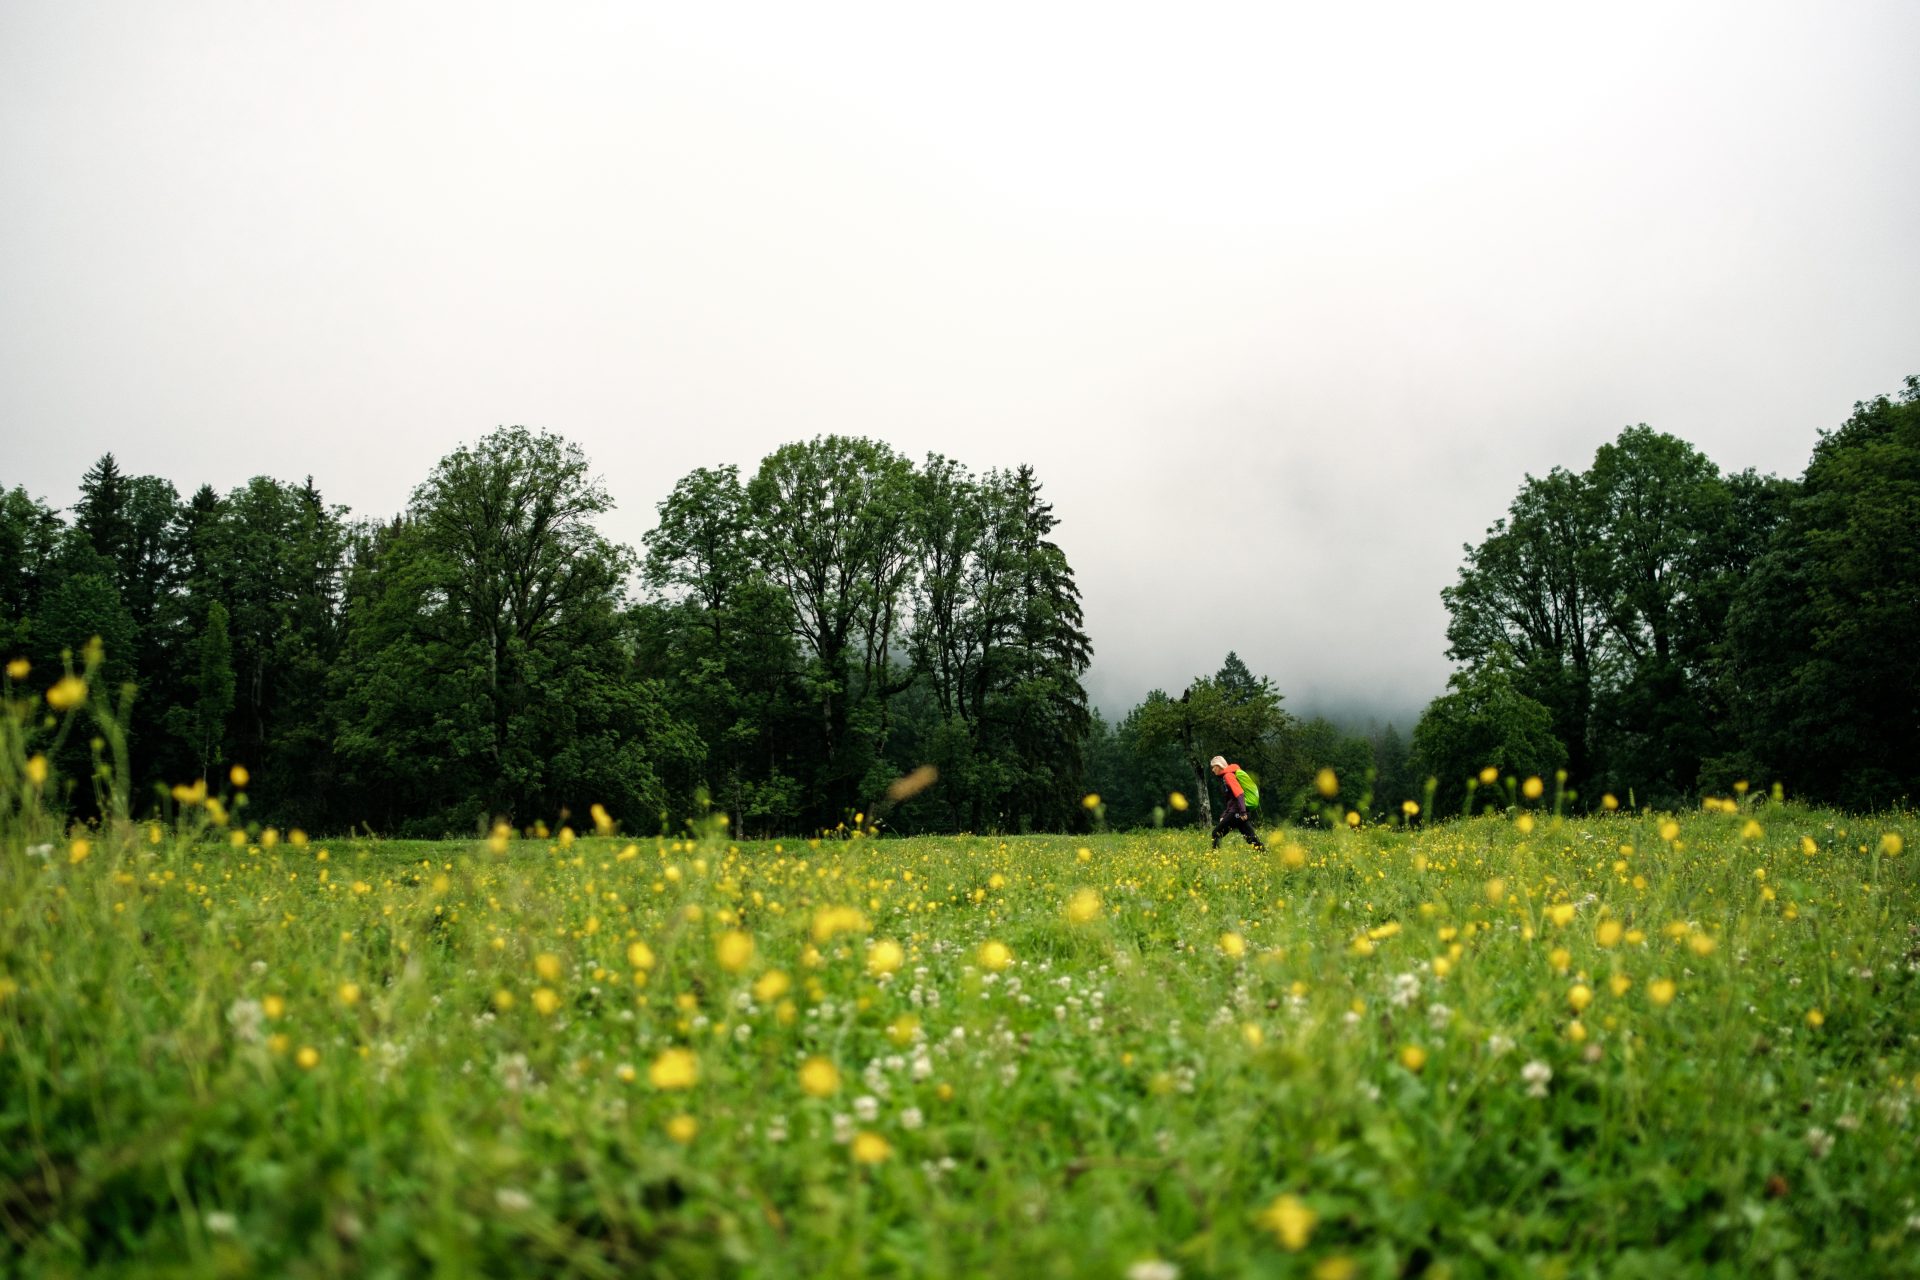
[3,792,1919,1277]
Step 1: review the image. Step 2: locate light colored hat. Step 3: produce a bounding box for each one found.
[1209,755,1227,770]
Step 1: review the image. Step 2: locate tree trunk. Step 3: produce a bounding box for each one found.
[1189,750,1213,828]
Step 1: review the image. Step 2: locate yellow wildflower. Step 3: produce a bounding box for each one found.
[649,1047,699,1090]
[799,1056,841,1097]
[1258,1193,1317,1250]
[46,676,87,711]
[867,939,905,976]
[811,905,869,943]
[716,930,755,973]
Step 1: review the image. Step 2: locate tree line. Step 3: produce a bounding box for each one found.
[4,375,1913,834]
[1414,374,1920,813]
[1,431,1097,836]
[1069,374,1920,829]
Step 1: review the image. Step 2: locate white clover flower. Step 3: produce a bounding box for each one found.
[1522,1060,1553,1098]
[225,999,264,1044]
[1806,1127,1834,1159]
[495,1053,534,1094]
[1128,1261,1180,1280]
[1487,1033,1516,1058]
[495,1188,533,1213]
[1389,973,1421,1008]
[900,1106,924,1131]
[204,1211,238,1236]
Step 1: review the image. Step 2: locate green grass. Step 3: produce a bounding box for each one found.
[3,805,1918,1277]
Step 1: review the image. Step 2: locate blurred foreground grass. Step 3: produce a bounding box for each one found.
[4,800,1919,1277]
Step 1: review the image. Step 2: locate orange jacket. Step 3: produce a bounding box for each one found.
[1219,764,1246,800]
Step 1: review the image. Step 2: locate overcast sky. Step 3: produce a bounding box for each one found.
[3,2,1916,726]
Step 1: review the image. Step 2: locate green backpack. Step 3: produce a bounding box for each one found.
[1234,767,1260,808]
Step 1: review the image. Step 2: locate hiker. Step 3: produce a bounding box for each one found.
[1210,755,1265,850]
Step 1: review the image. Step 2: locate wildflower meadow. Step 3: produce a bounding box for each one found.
[3,683,1917,1277]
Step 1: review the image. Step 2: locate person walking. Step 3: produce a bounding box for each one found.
[1210,755,1265,850]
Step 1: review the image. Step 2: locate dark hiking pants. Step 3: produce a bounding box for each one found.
[1212,808,1262,847]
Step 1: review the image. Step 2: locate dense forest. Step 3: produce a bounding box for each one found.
[3,376,1914,835]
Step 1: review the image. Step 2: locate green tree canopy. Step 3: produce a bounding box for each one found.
[1411,648,1568,818]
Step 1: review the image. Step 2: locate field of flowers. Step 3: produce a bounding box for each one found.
[3,791,1918,1277]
